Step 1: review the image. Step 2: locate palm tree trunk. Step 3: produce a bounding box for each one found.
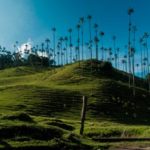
[128,14,132,88]
[81,27,84,61]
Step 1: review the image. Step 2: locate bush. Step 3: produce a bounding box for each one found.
[2,113,33,122]
[47,120,75,131]
[0,125,64,140]
[99,61,112,71]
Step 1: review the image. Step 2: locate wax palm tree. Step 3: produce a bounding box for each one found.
[45,38,50,51]
[68,28,73,63]
[52,27,56,64]
[143,61,147,77]
[122,59,126,71]
[64,36,68,64]
[99,32,105,61]
[143,32,150,92]
[112,36,117,68]
[128,8,134,88]
[139,37,144,78]
[87,15,93,60]
[75,46,79,62]
[124,55,128,72]
[117,48,120,69]
[131,25,137,96]
[131,47,136,96]
[104,48,108,61]
[79,17,85,61]
[85,42,89,60]
[63,48,66,65]
[108,48,112,63]
[57,42,60,66]
[136,64,139,74]
[41,43,45,58]
[76,24,81,65]
[144,33,149,73]
[61,52,64,65]
[45,38,50,63]
[59,37,64,66]
[25,44,29,54]
[94,23,99,60]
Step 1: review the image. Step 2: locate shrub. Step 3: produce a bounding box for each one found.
[2,113,33,122]
[99,61,112,71]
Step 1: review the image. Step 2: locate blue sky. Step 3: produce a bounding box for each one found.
[0,0,150,55]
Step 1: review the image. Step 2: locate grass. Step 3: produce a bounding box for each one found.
[0,60,150,149]
[0,112,150,149]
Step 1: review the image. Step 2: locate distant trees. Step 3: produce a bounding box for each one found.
[87,15,93,60]
[0,48,13,69]
[112,36,117,68]
[76,24,81,64]
[68,28,73,63]
[79,17,85,61]
[52,27,56,64]
[94,24,99,60]
[99,31,105,61]
[128,8,135,95]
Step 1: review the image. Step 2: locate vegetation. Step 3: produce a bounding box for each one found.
[0,7,150,149]
[0,10,150,97]
[0,60,150,149]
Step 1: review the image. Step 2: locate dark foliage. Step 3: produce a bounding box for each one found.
[2,113,33,122]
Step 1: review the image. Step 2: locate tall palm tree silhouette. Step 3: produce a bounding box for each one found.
[41,43,44,58]
[99,32,105,61]
[117,48,120,69]
[52,27,56,65]
[122,59,126,71]
[75,46,78,62]
[112,36,117,68]
[87,15,93,60]
[108,48,112,63]
[124,55,128,72]
[132,25,137,96]
[45,38,50,63]
[139,37,144,78]
[143,32,150,92]
[45,38,50,51]
[76,24,81,64]
[57,42,60,66]
[128,8,134,88]
[59,37,64,66]
[94,24,99,60]
[136,64,139,74]
[64,36,68,64]
[79,17,85,61]
[68,28,73,63]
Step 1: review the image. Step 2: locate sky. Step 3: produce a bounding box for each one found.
[0,0,150,57]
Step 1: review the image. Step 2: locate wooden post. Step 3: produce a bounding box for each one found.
[80,96,88,135]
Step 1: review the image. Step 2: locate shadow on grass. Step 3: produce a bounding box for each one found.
[0,140,11,148]
[88,80,150,125]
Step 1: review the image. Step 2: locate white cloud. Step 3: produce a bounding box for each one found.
[18,39,49,58]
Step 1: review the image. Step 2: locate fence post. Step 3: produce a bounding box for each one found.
[80,96,88,135]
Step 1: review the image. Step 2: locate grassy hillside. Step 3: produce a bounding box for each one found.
[0,60,150,149]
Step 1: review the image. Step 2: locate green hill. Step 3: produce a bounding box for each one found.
[0,60,150,149]
[0,60,149,121]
